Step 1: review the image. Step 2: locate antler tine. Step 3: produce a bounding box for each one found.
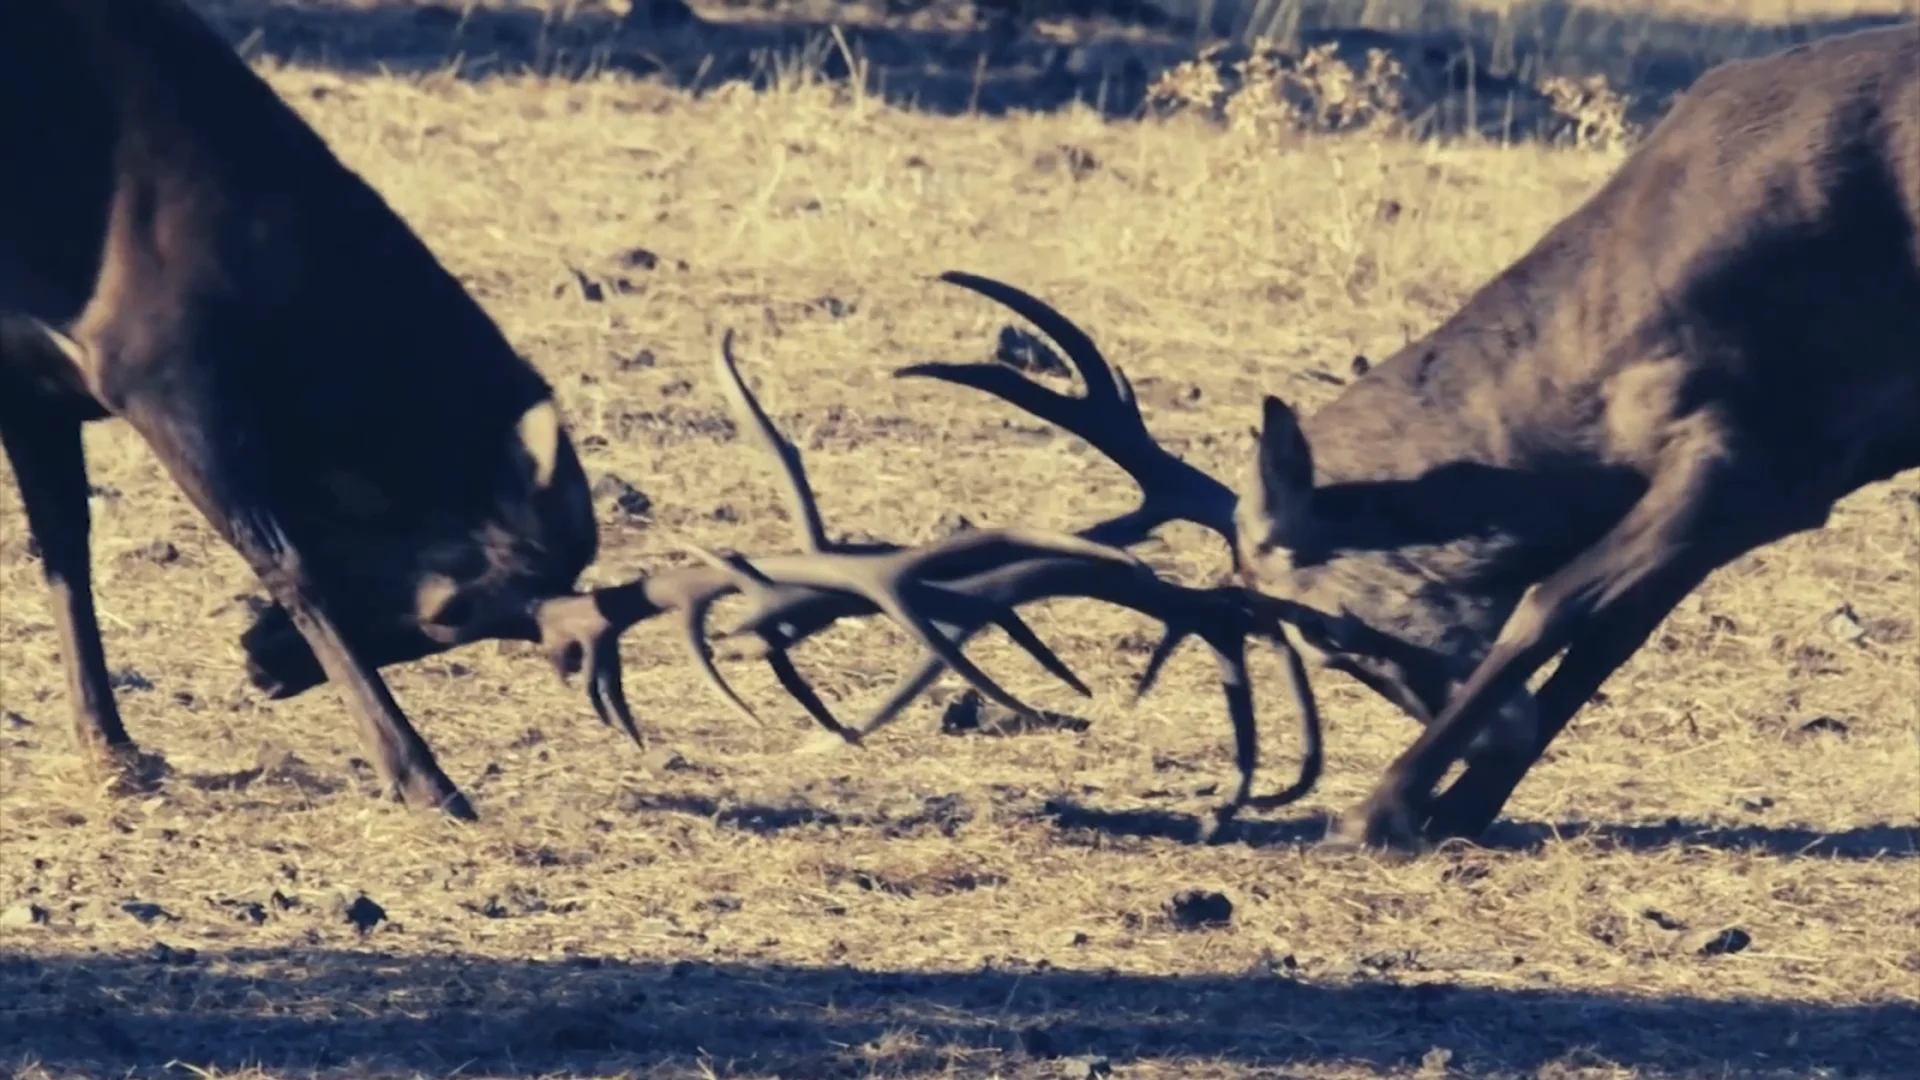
[712,553,1325,823]
[673,333,1126,737]
[714,329,830,552]
[896,271,1239,550]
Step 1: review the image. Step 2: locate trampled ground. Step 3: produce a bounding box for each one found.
[2,2,1917,1078]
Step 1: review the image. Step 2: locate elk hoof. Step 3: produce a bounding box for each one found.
[395,770,478,822]
[1325,793,1427,854]
[1418,785,1503,844]
[95,744,172,796]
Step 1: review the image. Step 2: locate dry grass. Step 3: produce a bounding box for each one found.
[2,2,1917,1078]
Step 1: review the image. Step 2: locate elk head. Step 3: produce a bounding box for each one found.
[1235,393,1542,762]
[895,272,1540,794]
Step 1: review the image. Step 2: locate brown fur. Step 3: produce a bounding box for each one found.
[1233,23,1920,849]
[0,0,605,819]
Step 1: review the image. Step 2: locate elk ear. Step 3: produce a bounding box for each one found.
[512,399,564,490]
[1239,394,1317,549]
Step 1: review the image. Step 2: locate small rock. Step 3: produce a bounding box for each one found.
[1166,889,1233,929]
[1691,927,1752,956]
[563,266,605,302]
[120,901,175,925]
[1080,1056,1114,1079]
[126,540,180,565]
[1823,604,1868,645]
[1640,908,1686,931]
[1351,354,1372,377]
[147,942,198,965]
[217,899,269,926]
[615,348,656,371]
[3,712,30,729]
[925,512,976,541]
[339,893,387,934]
[1797,716,1850,737]
[618,247,660,270]
[1,902,49,928]
[592,475,653,519]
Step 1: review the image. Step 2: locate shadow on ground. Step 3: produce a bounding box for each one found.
[3,946,1916,1077]
[1035,798,1920,857]
[192,0,1916,135]
[612,788,1919,859]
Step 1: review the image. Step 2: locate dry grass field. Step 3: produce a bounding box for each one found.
[3,2,1918,1077]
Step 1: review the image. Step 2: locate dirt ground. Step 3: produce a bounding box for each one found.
[2,2,1917,1078]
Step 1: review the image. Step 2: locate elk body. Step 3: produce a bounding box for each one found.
[880,23,1919,851]
[1,1,1284,825]
[0,0,644,818]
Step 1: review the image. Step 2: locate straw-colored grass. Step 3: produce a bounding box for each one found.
[2,3,1916,1078]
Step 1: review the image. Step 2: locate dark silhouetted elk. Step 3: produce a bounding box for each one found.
[1,0,642,818]
[1,2,1306,826]
[888,23,1919,851]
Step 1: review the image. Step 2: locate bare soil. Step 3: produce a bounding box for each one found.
[2,3,1916,1078]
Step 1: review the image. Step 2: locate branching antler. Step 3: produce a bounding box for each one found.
[530,299,1324,836]
[682,276,1323,833]
[879,271,1327,831]
[524,329,1151,753]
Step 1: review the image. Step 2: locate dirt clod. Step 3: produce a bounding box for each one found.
[1692,927,1753,956]
[1166,889,1233,929]
[338,894,387,934]
[592,474,653,519]
[120,901,174,925]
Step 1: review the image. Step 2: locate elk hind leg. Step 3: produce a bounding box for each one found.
[0,401,161,788]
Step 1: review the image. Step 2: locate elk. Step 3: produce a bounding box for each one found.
[0,0,655,818]
[0,0,1314,824]
[867,23,1920,852]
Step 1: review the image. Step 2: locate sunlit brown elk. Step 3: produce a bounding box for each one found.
[868,23,1920,852]
[1,0,1308,823]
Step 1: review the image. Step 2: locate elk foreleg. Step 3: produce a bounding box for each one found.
[1416,560,1717,841]
[0,404,151,786]
[1329,440,1779,851]
[106,376,475,820]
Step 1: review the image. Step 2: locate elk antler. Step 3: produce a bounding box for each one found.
[525,329,1152,752]
[530,315,1323,837]
[881,270,1328,830]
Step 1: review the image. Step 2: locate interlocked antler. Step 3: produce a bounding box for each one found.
[523,329,1155,752]
[530,308,1323,835]
[698,273,1326,832]
[885,271,1327,829]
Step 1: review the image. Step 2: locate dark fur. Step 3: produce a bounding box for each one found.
[1234,24,1920,848]
[0,0,600,818]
